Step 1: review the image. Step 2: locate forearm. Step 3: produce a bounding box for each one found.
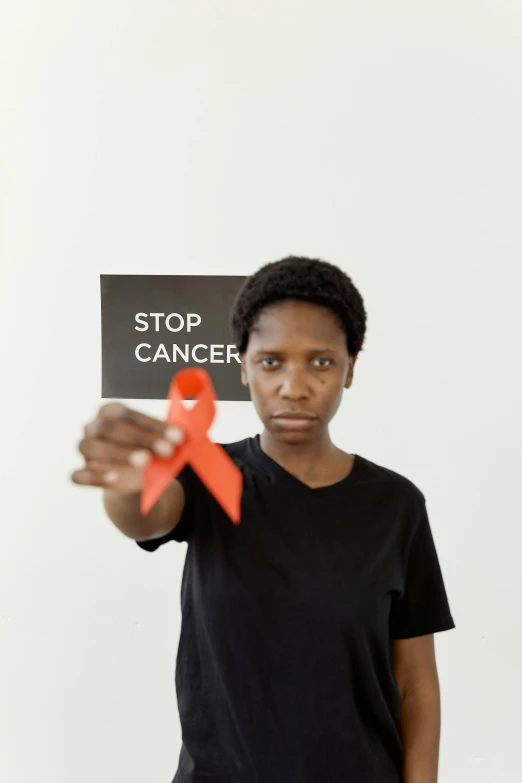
[400,685,441,783]
[103,480,183,541]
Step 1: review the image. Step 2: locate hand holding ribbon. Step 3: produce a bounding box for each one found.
[141,368,243,523]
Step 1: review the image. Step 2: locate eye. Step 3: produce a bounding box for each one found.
[259,357,334,368]
[313,357,334,367]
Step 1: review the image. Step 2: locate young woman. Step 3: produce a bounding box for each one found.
[73,256,455,783]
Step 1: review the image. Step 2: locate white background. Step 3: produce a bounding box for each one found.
[1,1,521,781]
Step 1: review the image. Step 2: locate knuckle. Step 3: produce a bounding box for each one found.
[87,460,108,472]
[84,419,103,438]
[99,402,129,419]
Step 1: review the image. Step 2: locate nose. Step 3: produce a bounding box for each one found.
[279,366,310,400]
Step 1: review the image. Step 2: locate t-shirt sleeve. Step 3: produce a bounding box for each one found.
[135,462,198,552]
[389,498,456,639]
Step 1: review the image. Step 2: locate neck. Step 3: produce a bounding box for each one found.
[259,428,339,480]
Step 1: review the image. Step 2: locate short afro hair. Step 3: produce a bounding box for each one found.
[230,255,367,358]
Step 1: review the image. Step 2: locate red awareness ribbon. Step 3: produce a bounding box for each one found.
[140,368,243,523]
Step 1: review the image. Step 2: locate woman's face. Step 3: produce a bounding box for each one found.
[240,299,356,442]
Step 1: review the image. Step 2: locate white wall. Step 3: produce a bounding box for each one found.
[1,2,521,781]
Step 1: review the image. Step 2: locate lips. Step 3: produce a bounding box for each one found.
[272,414,317,430]
[272,412,317,420]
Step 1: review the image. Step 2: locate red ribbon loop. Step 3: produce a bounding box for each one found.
[141,368,243,524]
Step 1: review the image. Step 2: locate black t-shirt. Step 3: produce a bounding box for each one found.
[137,434,455,783]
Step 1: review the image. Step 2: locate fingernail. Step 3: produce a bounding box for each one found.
[165,426,184,444]
[129,450,151,468]
[104,471,118,483]
[153,440,174,457]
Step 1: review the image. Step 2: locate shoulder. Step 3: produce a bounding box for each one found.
[215,437,252,472]
[215,436,249,454]
[356,454,431,551]
[217,437,250,456]
[356,453,426,509]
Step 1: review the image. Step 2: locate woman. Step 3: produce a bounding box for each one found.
[73,256,455,783]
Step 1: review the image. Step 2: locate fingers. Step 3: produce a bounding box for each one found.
[92,402,184,442]
[71,461,146,493]
[71,468,116,488]
[84,421,180,458]
[84,404,184,455]
[72,402,186,493]
[78,436,154,467]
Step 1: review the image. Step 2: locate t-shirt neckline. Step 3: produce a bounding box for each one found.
[251,433,362,495]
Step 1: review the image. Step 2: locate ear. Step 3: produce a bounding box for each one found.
[240,353,248,386]
[345,355,356,389]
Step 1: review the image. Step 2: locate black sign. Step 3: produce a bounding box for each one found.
[101,275,249,401]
